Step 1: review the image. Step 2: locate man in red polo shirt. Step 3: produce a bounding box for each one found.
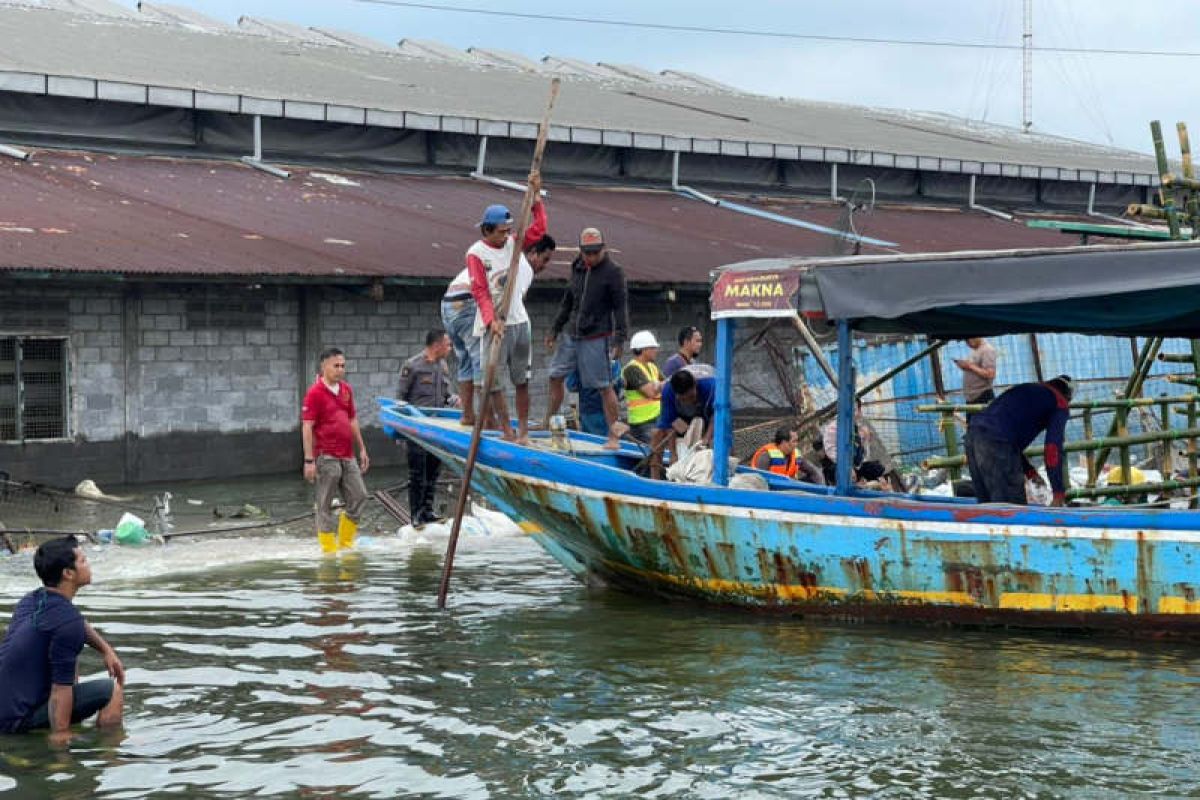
[301,347,370,553]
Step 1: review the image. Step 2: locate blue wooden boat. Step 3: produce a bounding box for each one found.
[382,241,1200,634]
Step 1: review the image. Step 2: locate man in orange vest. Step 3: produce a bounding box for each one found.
[752,426,825,484]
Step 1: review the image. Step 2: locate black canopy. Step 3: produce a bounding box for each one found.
[712,242,1200,338]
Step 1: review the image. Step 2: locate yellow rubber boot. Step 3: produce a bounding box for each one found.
[337,514,358,551]
[317,531,338,554]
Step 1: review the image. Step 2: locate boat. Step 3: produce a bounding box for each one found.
[381,240,1200,635]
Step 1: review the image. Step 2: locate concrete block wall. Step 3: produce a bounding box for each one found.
[1,279,722,484]
[63,289,124,442]
[133,287,300,437]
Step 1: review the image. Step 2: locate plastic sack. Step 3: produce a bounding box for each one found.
[114,512,151,546]
[1025,479,1052,506]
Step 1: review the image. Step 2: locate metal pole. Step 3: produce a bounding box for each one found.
[1021,0,1033,132]
[834,320,855,494]
[475,135,488,175]
[437,78,560,610]
[713,318,736,486]
[13,338,22,444]
[253,114,262,162]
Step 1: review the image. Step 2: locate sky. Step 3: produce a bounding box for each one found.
[110,0,1198,155]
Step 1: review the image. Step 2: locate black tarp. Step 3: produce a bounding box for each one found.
[716,243,1200,338]
[814,242,1200,337]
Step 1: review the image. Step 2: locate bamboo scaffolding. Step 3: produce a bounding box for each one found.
[922,426,1200,470]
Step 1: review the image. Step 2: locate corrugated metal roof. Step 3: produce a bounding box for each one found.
[0,4,1157,181]
[0,150,1083,283]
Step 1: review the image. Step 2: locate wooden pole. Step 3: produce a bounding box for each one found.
[437,78,561,610]
[792,314,838,389]
[1028,334,1045,383]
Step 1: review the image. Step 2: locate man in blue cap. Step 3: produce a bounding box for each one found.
[464,172,548,442]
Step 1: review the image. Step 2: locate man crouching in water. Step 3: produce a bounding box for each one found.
[0,536,125,745]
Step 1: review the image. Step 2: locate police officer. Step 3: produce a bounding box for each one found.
[399,329,457,526]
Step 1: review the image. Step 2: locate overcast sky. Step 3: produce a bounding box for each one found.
[116,0,1196,155]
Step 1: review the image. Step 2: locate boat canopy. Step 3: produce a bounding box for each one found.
[710,241,1200,338]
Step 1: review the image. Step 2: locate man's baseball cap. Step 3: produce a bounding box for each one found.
[480,204,513,227]
[579,227,604,253]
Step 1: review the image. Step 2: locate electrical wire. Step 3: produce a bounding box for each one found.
[352,0,1200,59]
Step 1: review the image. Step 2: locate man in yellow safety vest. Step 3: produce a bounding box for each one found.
[621,330,664,444]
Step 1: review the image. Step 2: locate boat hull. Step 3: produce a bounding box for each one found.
[381,402,1200,635]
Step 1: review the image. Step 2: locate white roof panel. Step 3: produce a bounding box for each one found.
[0,5,1157,178]
[137,1,230,31]
[237,16,341,45]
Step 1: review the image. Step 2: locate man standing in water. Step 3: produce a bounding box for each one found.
[302,347,370,553]
[0,536,125,744]
[399,329,456,526]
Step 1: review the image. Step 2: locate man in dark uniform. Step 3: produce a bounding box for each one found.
[399,329,456,526]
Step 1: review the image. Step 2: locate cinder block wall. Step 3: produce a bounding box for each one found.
[0,280,717,485]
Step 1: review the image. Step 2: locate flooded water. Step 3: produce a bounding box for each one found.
[2,474,1200,797]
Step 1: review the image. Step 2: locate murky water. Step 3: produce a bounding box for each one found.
[2,475,1200,797]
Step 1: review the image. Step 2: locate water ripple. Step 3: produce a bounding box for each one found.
[3,535,1200,797]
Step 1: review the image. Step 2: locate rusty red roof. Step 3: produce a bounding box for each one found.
[0,150,1081,285]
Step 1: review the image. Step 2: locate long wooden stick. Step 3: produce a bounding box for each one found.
[437,78,561,610]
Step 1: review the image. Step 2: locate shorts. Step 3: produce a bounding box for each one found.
[480,322,532,389]
[549,334,611,389]
[441,297,480,383]
[18,678,115,732]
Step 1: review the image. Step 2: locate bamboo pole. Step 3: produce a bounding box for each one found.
[1083,408,1096,485]
[1180,122,1200,239]
[798,340,947,429]
[1151,121,1183,239]
[1190,401,1199,509]
[1158,352,1196,363]
[1067,475,1200,501]
[792,314,838,388]
[437,78,560,610]
[1092,336,1163,476]
[1116,406,1133,489]
[918,393,1198,414]
[922,425,1200,470]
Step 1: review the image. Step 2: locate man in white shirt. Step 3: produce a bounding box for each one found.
[465,172,548,443]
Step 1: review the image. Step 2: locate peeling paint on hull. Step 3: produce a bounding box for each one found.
[382,403,1200,636]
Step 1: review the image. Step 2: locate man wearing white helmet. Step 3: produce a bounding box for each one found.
[622,330,664,445]
[464,171,548,443]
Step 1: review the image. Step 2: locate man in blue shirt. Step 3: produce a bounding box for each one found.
[965,375,1073,506]
[0,536,125,745]
[650,367,716,479]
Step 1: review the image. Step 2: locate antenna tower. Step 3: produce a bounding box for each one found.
[1022,0,1033,132]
